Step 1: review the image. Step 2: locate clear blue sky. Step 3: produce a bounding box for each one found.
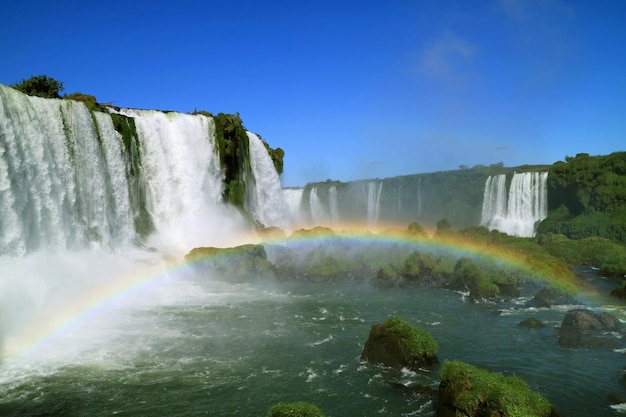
[1,0,624,187]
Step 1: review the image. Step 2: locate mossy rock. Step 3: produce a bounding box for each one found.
[437,361,554,417]
[518,317,546,328]
[184,244,274,281]
[266,402,326,417]
[360,317,439,370]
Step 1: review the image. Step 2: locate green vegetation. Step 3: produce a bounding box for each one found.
[439,361,552,417]
[64,92,104,112]
[205,112,251,207]
[406,221,428,238]
[266,402,326,417]
[402,250,437,282]
[204,111,284,209]
[270,221,591,295]
[185,244,275,281]
[10,74,64,98]
[383,317,439,358]
[453,257,500,300]
[538,233,626,278]
[539,152,626,242]
[441,225,578,294]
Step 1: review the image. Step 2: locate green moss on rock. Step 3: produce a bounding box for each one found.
[266,402,326,417]
[185,244,274,281]
[438,361,553,417]
[212,112,250,208]
[361,316,439,370]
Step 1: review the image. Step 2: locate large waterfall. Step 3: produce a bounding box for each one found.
[0,84,290,363]
[480,172,548,237]
[0,84,288,255]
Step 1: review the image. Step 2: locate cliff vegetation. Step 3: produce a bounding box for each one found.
[538,152,626,242]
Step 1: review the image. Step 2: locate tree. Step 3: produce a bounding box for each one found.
[10,74,64,98]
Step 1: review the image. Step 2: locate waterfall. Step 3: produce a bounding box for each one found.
[328,186,339,228]
[366,181,383,230]
[309,187,326,224]
[480,172,548,237]
[0,85,135,255]
[416,177,423,218]
[480,174,507,226]
[118,108,241,251]
[0,84,288,255]
[283,188,304,227]
[246,132,290,231]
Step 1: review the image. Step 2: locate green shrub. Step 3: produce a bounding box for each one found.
[11,74,64,98]
[266,402,326,417]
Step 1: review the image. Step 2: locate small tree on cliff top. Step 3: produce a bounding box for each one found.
[10,74,64,98]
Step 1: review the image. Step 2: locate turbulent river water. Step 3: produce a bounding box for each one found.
[1,250,625,417]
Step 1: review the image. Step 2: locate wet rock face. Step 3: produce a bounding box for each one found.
[558,308,623,349]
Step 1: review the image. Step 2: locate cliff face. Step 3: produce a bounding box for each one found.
[299,165,549,231]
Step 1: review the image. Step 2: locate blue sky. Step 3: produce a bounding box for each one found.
[1,0,624,187]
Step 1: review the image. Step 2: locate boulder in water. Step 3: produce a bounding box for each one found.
[558,308,623,349]
[518,317,546,328]
[360,317,439,370]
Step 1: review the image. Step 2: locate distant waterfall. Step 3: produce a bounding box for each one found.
[328,186,339,227]
[480,172,548,237]
[283,188,304,227]
[246,132,290,230]
[366,181,383,230]
[309,187,326,224]
[416,177,423,218]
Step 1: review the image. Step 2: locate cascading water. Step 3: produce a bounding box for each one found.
[366,181,383,230]
[283,188,304,227]
[246,132,291,231]
[0,85,136,255]
[480,174,508,226]
[0,84,288,363]
[480,172,548,237]
[328,185,339,227]
[309,186,326,224]
[118,108,246,251]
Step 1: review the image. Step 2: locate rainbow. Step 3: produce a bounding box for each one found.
[1,229,589,364]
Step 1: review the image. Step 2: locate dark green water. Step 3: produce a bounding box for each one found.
[1,266,625,416]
